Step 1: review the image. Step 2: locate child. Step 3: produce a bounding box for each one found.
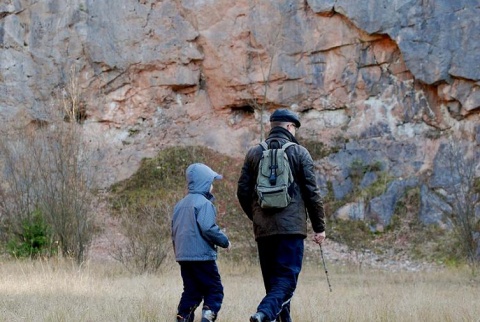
[171,163,231,322]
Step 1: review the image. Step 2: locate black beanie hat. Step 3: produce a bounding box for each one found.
[270,109,301,128]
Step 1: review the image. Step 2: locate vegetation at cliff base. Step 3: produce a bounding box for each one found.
[108,146,254,272]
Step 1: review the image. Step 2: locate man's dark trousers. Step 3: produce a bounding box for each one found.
[177,260,224,320]
[256,234,304,322]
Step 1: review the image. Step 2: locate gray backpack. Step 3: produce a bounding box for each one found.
[256,140,296,209]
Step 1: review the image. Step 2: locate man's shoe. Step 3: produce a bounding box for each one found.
[250,312,267,322]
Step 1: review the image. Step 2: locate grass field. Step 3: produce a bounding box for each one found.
[0,258,479,322]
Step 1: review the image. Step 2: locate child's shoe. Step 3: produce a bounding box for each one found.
[250,312,267,322]
[176,314,194,322]
[201,308,216,322]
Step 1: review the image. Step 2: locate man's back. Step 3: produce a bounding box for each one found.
[237,125,325,240]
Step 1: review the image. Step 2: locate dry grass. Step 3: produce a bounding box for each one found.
[0,259,478,322]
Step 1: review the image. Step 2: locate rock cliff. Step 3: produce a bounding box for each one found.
[0,0,479,226]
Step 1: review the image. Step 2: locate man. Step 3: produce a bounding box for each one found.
[237,108,326,322]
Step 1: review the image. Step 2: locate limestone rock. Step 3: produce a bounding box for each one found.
[0,0,479,228]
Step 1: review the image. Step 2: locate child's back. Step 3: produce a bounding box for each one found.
[171,163,230,322]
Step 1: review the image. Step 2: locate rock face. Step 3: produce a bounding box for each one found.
[0,0,479,227]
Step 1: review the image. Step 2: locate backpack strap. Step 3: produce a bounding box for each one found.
[261,140,296,150]
[281,142,296,150]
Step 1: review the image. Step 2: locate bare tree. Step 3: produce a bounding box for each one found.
[435,141,480,267]
[0,65,97,264]
[110,203,172,274]
[245,0,287,141]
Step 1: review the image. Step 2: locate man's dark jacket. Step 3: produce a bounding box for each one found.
[237,127,325,240]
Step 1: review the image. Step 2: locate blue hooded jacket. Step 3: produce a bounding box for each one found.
[171,163,230,261]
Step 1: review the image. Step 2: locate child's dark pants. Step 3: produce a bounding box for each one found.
[177,260,224,319]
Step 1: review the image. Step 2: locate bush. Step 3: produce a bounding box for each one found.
[0,67,97,264]
[111,203,171,274]
[300,138,338,160]
[6,210,55,259]
[0,118,96,264]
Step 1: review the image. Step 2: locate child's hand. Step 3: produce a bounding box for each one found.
[226,241,232,252]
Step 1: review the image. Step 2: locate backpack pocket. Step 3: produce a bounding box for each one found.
[256,184,291,209]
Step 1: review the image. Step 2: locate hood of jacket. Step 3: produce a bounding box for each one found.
[186,163,222,197]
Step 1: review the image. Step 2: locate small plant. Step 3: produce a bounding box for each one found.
[357,172,393,201]
[424,129,443,140]
[300,139,336,160]
[128,128,140,137]
[349,159,382,183]
[332,134,349,149]
[345,159,391,204]
[62,65,87,124]
[6,210,54,259]
[322,181,347,217]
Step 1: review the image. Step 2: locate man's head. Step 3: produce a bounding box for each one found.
[270,109,301,135]
[270,109,301,128]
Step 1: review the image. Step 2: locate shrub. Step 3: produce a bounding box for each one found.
[111,203,171,274]
[433,142,480,266]
[0,66,97,264]
[300,138,338,160]
[6,210,55,259]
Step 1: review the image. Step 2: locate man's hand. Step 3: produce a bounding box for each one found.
[313,231,326,245]
[226,241,232,252]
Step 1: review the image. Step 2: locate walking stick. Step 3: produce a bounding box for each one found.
[319,244,332,292]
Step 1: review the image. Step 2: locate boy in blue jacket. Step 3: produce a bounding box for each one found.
[172,163,231,322]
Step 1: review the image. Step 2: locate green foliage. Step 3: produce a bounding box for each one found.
[6,210,54,259]
[358,172,393,201]
[321,160,392,258]
[300,138,338,160]
[323,158,391,217]
[111,146,240,204]
[381,187,463,264]
[322,181,347,219]
[110,146,204,209]
[128,128,140,137]
[424,129,443,140]
[326,178,475,266]
[328,219,377,254]
[474,177,480,194]
[349,159,382,182]
[346,159,393,204]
